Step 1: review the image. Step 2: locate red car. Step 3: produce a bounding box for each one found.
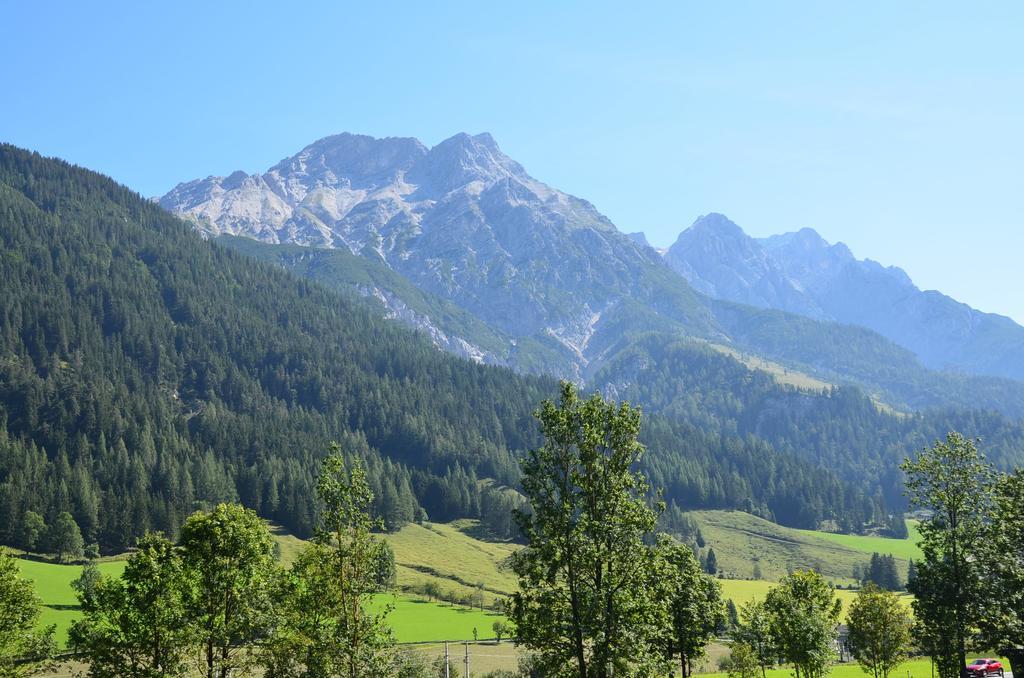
[967,659,1004,678]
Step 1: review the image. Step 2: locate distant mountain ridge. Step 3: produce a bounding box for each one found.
[664,213,1024,382]
[163,132,1024,417]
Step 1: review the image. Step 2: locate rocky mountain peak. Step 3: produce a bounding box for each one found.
[268,133,427,192]
[408,132,528,195]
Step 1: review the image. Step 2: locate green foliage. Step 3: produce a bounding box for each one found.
[69,533,191,677]
[47,512,84,563]
[511,382,669,677]
[492,620,509,643]
[661,540,727,678]
[861,553,902,591]
[179,503,276,678]
[263,449,397,677]
[725,642,764,678]
[846,584,913,678]
[978,470,1024,677]
[17,512,45,553]
[762,570,842,678]
[70,562,102,609]
[705,547,719,575]
[901,433,995,678]
[0,549,55,677]
[733,600,777,678]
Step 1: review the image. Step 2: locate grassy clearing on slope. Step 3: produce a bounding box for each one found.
[690,510,911,585]
[706,342,832,393]
[797,520,923,562]
[382,520,519,607]
[704,342,904,415]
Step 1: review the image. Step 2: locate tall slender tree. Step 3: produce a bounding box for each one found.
[661,540,727,678]
[262,447,397,677]
[901,432,994,678]
[733,600,776,678]
[978,470,1024,678]
[510,382,669,677]
[180,504,276,678]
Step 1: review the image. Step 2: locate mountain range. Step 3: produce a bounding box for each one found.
[666,213,1024,382]
[162,132,1024,417]
[4,139,1024,552]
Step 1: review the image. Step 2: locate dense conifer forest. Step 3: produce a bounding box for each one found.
[0,144,1021,551]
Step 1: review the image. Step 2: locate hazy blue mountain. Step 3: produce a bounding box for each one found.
[761,227,1024,381]
[664,214,825,318]
[664,214,1024,382]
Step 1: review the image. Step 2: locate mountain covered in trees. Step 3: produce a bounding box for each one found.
[666,213,1024,382]
[162,132,1024,418]
[0,144,912,552]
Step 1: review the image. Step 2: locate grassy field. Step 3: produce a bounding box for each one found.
[16,522,514,649]
[699,658,938,678]
[796,520,923,561]
[370,594,505,643]
[382,520,519,607]
[689,510,914,585]
[718,578,913,617]
[14,557,126,647]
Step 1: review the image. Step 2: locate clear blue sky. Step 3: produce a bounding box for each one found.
[3,1,1022,322]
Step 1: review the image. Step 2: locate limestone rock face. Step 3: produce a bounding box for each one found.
[161,132,701,357]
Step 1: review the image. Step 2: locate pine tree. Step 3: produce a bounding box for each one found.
[705,547,719,576]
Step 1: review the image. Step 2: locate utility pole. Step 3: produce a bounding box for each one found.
[444,641,450,678]
[464,642,470,677]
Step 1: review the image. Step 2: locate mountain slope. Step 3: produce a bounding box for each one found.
[0,143,893,551]
[162,133,1024,418]
[665,213,1024,382]
[163,132,716,354]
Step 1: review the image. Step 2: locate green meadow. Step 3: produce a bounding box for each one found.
[689,511,916,585]
[796,520,923,562]
[15,512,923,650]
[14,545,508,648]
[15,558,126,647]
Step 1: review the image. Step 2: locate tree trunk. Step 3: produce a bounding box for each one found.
[1001,648,1024,678]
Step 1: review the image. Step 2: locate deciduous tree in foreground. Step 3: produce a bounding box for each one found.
[261,447,397,677]
[661,540,727,678]
[979,470,1024,678]
[901,432,994,678]
[180,503,277,678]
[0,549,55,677]
[846,584,912,678]
[510,382,670,677]
[70,533,191,677]
[762,570,841,678]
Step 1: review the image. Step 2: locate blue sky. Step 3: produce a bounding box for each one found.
[3,1,1022,322]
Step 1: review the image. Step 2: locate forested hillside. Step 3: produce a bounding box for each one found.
[594,335,1024,521]
[0,145,884,551]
